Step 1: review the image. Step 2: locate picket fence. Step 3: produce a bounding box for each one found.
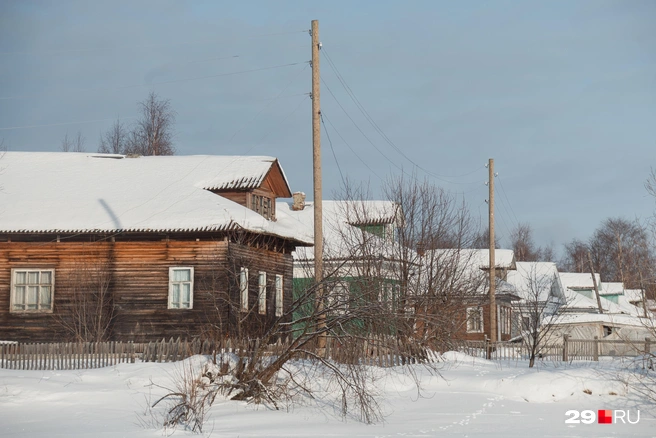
[456,336,654,362]
[0,335,438,371]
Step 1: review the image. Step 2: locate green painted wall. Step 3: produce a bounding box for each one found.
[292,275,401,337]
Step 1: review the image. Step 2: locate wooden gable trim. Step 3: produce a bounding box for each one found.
[261,159,292,198]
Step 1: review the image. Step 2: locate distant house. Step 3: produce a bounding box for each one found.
[505,262,566,337]
[278,196,405,334]
[544,271,653,343]
[547,313,653,351]
[0,152,312,342]
[444,249,518,342]
[558,273,643,316]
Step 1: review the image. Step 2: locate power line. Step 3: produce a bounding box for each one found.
[497,175,521,227]
[223,63,309,145]
[322,68,482,189]
[323,77,484,200]
[321,77,401,173]
[251,94,309,150]
[0,61,308,100]
[0,30,308,56]
[322,48,484,183]
[0,92,306,132]
[321,112,384,181]
[495,186,518,233]
[0,117,137,131]
[320,114,346,187]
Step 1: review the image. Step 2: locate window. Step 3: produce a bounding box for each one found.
[251,194,274,220]
[11,269,54,313]
[258,271,267,315]
[499,306,511,335]
[466,307,483,333]
[169,267,194,309]
[240,267,249,312]
[275,274,283,317]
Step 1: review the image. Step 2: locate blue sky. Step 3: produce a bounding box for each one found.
[1,0,655,254]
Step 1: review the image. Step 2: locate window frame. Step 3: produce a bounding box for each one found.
[240,267,249,312]
[466,307,484,333]
[168,267,194,310]
[499,306,511,335]
[275,274,283,317]
[250,193,275,220]
[258,271,267,315]
[10,268,55,313]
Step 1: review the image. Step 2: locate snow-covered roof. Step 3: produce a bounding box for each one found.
[599,282,624,296]
[506,262,562,302]
[561,289,642,316]
[278,200,402,261]
[550,312,649,328]
[558,272,601,291]
[425,248,516,270]
[0,152,312,243]
[623,288,645,303]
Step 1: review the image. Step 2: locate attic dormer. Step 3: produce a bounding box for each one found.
[210,159,292,221]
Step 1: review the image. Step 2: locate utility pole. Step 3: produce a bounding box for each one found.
[311,19,325,351]
[487,158,497,353]
[587,251,604,314]
[640,271,648,318]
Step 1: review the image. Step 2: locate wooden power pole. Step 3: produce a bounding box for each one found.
[311,19,325,350]
[488,158,497,348]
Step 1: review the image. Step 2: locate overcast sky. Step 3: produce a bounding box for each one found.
[1,0,655,254]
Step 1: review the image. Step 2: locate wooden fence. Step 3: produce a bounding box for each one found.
[8,335,648,370]
[455,336,654,362]
[0,335,437,371]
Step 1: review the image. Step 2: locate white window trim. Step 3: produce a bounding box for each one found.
[240,267,249,312]
[168,267,194,310]
[275,274,283,317]
[466,307,484,333]
[10,268,55,313]
[258,271,267,315]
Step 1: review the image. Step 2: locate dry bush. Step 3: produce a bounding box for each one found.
[57,255,115,342]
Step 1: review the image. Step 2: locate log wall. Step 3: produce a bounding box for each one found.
[0,236,293,342]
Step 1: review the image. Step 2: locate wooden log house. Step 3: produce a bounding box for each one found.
[0,152,313,342]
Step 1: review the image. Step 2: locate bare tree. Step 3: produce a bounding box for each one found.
[510,223,542,262]
[588,217,654,289]
[560,238,589,273]
[470,227,499,249]
[512,263,562,367]
[60,131,86,152]
[379,175,485,349]
[127,92,176,156]
[159,183,468,429]
[541,242,556,263]
[57,256,115,342]
[98,118,128,154]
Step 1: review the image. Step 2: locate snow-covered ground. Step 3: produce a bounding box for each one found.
[1,353,654,437]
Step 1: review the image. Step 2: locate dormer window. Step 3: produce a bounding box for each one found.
[251,194,275,220]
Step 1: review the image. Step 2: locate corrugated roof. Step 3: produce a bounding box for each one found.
[0,152,311,244]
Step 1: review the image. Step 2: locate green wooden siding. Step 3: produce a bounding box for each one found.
[292,275,401,337]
